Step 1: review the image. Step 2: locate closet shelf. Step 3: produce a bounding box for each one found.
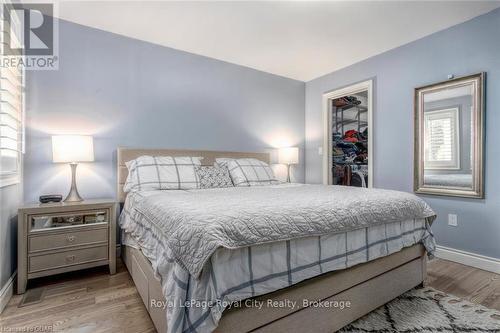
[335,119,368,126]
[337,104,368,112]
[333,162,368,165]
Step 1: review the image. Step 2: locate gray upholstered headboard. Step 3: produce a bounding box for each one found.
[116,147,270,202]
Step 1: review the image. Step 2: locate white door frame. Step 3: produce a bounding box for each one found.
[322,80,373,186]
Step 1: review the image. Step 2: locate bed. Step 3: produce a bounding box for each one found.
[117,148,436,333]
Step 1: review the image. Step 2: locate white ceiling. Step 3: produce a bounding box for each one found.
[54,1,500,81]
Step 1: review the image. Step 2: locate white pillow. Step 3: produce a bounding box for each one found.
[227,158,279,186]
[124,156,202,192]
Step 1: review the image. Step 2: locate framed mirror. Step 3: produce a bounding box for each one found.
[414,73,485,198]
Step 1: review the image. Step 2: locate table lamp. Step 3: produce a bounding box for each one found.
[278,147,299,183]
[52,135,94,202]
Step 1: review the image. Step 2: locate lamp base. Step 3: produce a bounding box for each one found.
[286,164,291,183]
[64,163,83,202]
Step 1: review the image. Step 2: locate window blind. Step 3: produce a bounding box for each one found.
[0,5,24,187]
[424,108,459,170]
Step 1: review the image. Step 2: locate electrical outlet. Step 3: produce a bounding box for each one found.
[448,214,458,227]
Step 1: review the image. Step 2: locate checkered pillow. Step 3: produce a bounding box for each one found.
[214,158,234,168]
[227,158,279,186]
[195,166,233,189]
[124,156,202,192]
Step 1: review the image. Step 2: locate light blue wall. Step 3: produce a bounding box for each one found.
[24,19,305,203]
[0,184,21,288]
[305,8,500,259]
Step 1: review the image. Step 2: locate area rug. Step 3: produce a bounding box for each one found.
[339,287,500,332]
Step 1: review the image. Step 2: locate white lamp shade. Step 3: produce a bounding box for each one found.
[279,147,299,165]
[52,135,94,163]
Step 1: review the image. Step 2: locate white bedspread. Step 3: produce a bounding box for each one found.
[119,184,436,333]
[122,184,435,277]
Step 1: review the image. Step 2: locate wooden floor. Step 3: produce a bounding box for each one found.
[0,258,499,332]
[427,258,500,311]
[0,260,156,333]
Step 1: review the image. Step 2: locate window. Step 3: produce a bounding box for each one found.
[0,7,24,188]
[424,108,460,170]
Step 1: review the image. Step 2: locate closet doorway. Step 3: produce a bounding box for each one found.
[322,80,373,187]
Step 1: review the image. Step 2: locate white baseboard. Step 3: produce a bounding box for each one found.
[0,271,16,314]
[434,245,500,274]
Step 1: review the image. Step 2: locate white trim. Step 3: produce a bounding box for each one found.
[322,79,373,187]
[0,271,16,314]
[0,175,20,188]
[434,245,500,274]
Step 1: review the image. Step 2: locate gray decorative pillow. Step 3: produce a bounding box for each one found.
[195,166,233,189]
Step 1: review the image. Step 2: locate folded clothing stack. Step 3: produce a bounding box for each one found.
[332,128,368,165]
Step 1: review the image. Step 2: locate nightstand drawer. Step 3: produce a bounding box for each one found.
[29,228,108,253]
[29,209,109,232]
[28,245,109,273]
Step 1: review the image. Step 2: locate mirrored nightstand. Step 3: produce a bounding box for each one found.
[17,199,117,294]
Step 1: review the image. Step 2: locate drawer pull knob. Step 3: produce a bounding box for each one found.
[66,255,76,262]
[67,236,76,242]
